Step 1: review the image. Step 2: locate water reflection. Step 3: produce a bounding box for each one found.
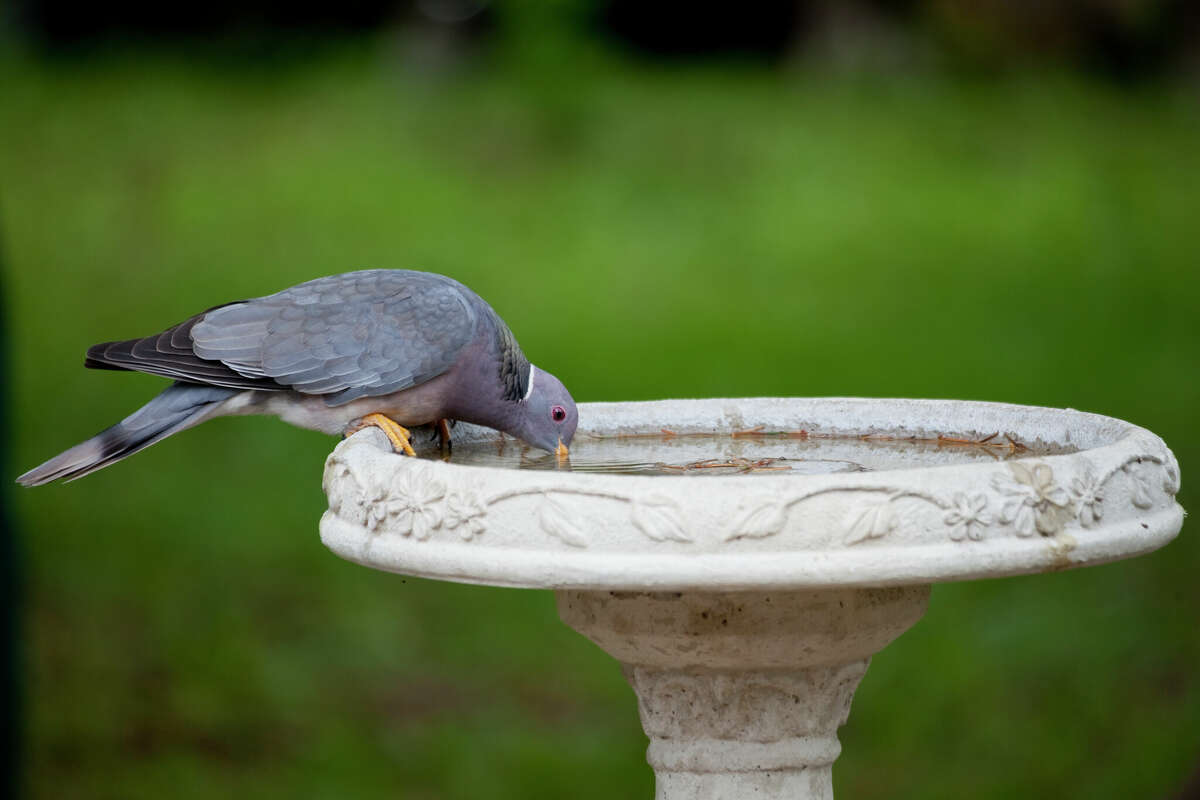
[419,431,1071,476]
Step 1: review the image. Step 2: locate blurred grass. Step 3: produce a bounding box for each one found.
[2,38,1198,799]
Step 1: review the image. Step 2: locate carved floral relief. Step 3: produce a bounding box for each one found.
[992,462,1072,537]
[944,493,992,541]
[326,436,1179,550]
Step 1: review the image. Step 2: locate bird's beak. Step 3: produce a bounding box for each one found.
[555,438,569,458]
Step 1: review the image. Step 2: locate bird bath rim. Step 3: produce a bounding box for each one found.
[319,397,1183,591]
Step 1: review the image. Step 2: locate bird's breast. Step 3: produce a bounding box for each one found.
[235,374,458,436]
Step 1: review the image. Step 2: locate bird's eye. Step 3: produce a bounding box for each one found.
[551,405,567,422]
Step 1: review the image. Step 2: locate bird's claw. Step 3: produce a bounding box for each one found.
[436,418,453,455]
[346,413,417,457]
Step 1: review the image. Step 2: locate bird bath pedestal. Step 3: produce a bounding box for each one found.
[319,398,1183,799]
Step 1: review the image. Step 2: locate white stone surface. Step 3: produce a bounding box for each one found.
[320,398,1182,590]
[558,588,929,800]
[319,397,1184,799]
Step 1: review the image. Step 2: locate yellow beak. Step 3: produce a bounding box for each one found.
[555,438,569,458]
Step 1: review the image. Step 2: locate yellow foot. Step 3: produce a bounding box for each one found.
[345,413,417,457]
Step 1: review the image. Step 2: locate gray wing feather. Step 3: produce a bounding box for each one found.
[85,303,279,391]
[190,270,477,406]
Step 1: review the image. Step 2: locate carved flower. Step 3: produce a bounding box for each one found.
[364,483,391,531]
[444,488,487,540]
[345,470,391,532]
[1126,462,1155,509]
[992,462,1072,537]
[1070,469,1104,529]
[387,468,446,539]
[944,493,992,541]
[325,457,379,529]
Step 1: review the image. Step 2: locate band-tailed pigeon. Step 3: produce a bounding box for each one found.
[18,269,577,486]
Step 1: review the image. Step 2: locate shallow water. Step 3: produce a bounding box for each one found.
[419,432,1070,476]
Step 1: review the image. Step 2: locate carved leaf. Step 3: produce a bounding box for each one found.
[1128,464,1155,509]
[324,459,352,516]
[631,495,691,543]
[1008,461,1035,487]
[844,500,898,545]
[1163,460,1180,495]
[1034,504,1066,536]
[324,456,375,527]
[726,499,788,541]
[539,495,588,548]
[1031,463,1070,508]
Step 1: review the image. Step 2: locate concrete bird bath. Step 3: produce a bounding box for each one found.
[319,398,1183,799]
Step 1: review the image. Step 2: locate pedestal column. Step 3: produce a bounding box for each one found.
[557,587,930,800]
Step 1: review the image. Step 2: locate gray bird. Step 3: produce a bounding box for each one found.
[18,269,578,486]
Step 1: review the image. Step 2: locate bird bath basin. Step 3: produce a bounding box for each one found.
[320,397,1183,799]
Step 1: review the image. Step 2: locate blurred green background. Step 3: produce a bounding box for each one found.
[3,1,1199,798]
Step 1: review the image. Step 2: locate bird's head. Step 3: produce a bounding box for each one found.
[514,366,578,456]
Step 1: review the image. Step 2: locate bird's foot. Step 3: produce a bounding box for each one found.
[436,418,453,456]
[345,413,417,457]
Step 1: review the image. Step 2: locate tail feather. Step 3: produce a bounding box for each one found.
[17,383,239,486]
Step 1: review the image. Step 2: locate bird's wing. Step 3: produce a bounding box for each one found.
[85,303,284,392]
[191,270,478,405]
[89,270,479,406]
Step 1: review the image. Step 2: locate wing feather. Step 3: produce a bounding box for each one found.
[87,270,479,405]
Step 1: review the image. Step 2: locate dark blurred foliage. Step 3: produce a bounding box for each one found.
[1181,764,1200,800]
[8,0,1200,78]
[0,237,21,800]
[7,0,497,63]
[922,0,1200,79]
[598,0,1200,78]
[597,0,805,61]
[12,0,399,42]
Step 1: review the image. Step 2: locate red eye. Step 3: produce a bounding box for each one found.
[551,405,567,422]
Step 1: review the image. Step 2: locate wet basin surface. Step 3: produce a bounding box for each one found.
[420,431,1072,476]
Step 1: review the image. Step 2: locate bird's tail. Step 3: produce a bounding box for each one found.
[17,383,240,486]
